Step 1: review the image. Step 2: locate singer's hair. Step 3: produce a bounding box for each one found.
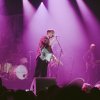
[47,30,55,34]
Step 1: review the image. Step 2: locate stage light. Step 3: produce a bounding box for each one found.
[28,0,42,9]
[41,2,43,4]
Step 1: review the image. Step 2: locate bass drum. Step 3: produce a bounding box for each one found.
[14,65,28,80]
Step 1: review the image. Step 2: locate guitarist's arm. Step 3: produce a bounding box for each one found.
[51,54,63,66]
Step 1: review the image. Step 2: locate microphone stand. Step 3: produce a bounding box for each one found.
[55,36,63,78]
[55,36,63,65]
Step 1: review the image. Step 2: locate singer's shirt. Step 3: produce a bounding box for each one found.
[36,36,53,59]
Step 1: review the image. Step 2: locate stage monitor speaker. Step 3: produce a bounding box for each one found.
[68,78,85,88]
[30,77,56,94]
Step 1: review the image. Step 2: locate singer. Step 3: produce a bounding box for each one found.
[34,30,58,77]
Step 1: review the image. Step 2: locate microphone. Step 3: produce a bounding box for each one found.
[55,35,60,37]
[55,36,60,38]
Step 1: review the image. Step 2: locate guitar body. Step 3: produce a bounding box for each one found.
[39,48,53,62]
[39,48,63,66]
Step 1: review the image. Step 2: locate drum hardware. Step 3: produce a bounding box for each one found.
[0,62,28,80]
[29,51,34,69]
[20,57,28,65]
[0,56,29,80]
[0,62,13,79]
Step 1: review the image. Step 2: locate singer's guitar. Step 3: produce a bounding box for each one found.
[39,48,63,65]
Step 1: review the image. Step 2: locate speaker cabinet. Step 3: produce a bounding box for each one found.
[30,77,56,94]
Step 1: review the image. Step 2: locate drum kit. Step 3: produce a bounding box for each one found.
[0,57,28,80]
